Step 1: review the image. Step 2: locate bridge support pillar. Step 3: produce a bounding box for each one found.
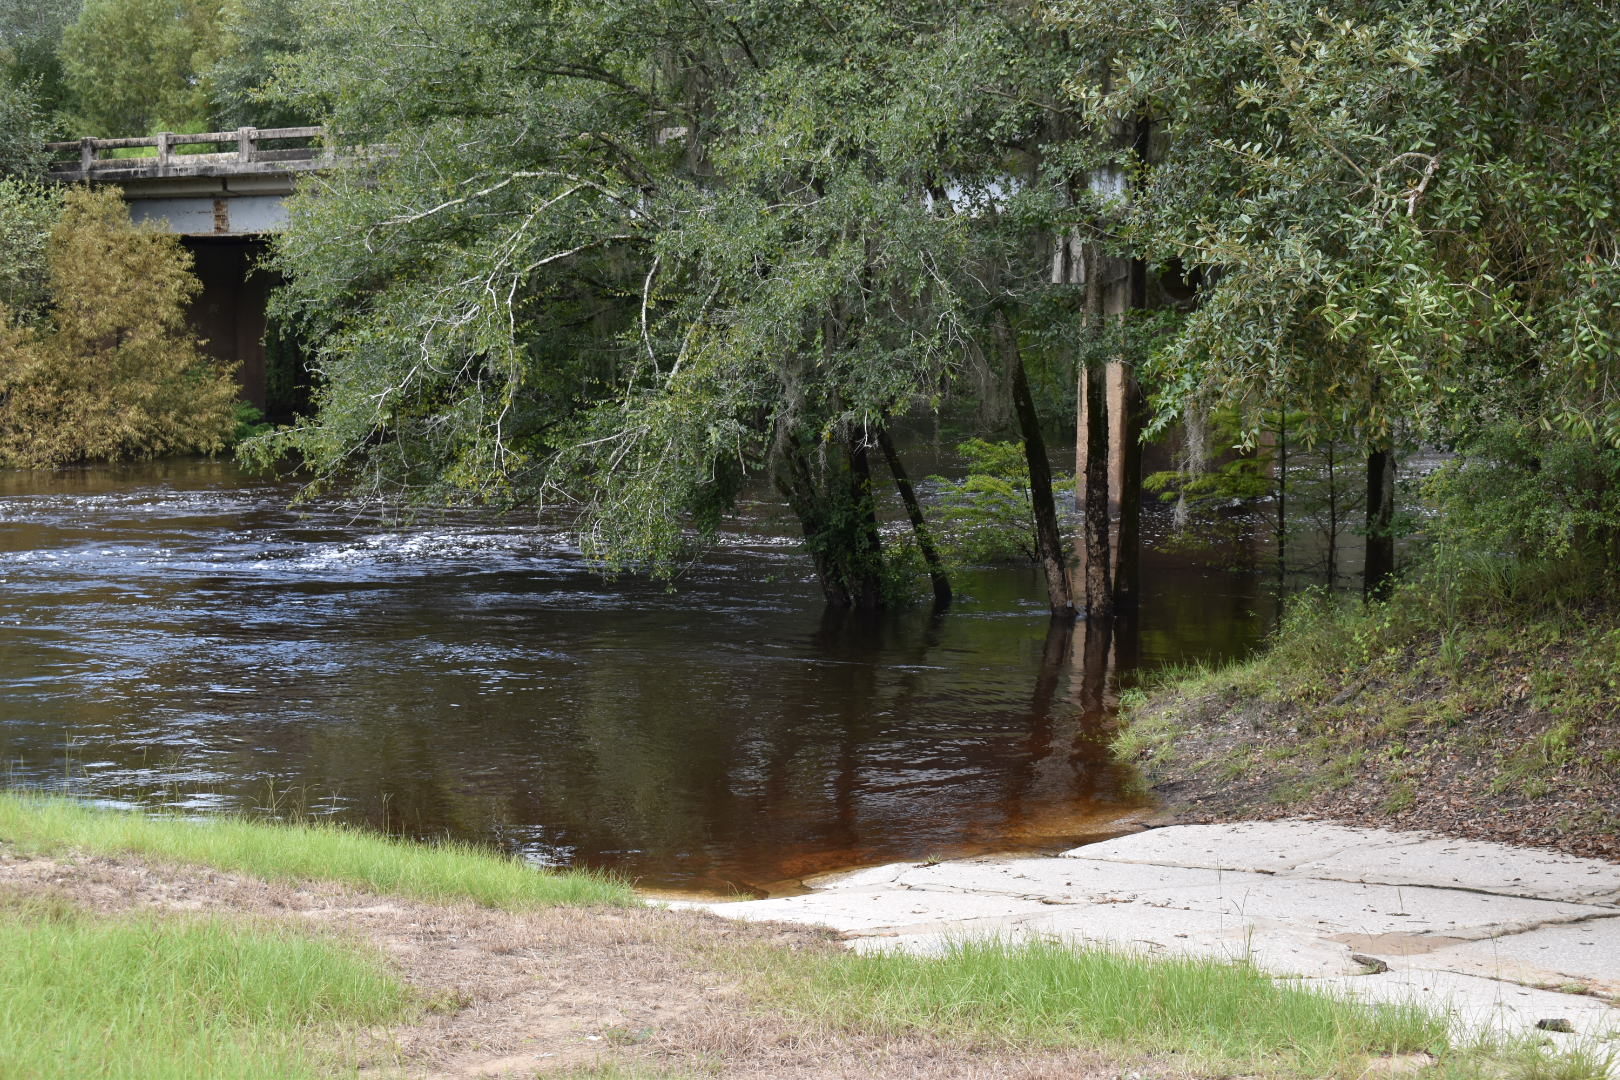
[183,237,275,411]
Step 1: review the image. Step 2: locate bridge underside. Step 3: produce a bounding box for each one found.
[45,129,323,416]
[184,237,276,411]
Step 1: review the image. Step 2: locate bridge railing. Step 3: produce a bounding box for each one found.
[45,126,327,182]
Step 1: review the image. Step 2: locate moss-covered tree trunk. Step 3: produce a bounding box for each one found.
[774,434,886,611]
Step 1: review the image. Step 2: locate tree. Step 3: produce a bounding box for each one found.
[0,188,238,466]
[209,0,310,129]
[59,0,221,135]
[254,0,1061,608]
[0,177,61,318]
[1049,0,1620,587]
[0,0,81,128]
[0,74,47,175]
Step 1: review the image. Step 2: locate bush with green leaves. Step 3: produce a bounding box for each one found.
[1425,425,1620,584]
[0,177,60,320]
[929,439,1074,566]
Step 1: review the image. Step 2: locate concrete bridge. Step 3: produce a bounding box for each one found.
[44,127,326,413]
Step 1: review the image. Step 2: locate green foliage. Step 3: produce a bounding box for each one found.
[1049,0,1620,584]
[0,791,639,908]
[233,401,272,442]
[1144,408,1275,516]
[0,187,238,466]
[0,0,79,131]
[0,177,60,318]
[1426,424,1620,577]
[929,438,1073,565]
[59,0,222,135]
[759,937,1449,1075]
[247,0,1074,604]
[0,74,47,174]
[209,0,308,129]
[0,893,415,1080]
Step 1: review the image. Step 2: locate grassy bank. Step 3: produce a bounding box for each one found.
[759,938,1446,1075]
[0,791,637,907]
[1114,569,1620,857]
[1,795,1610,1078]
[0,891,416,1079]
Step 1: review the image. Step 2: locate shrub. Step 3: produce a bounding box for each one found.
[0,177,59,319]
[0,187,239,467]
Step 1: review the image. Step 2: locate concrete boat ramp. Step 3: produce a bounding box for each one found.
[685,822,1620,1053]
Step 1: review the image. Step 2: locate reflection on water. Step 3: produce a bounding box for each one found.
[0,460,1271,894]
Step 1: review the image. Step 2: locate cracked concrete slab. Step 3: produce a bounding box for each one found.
[1140,876,1605,940]
[700,820,1620,1047]
[1059,821,1422,872]
[1290,967,1620,1042]
[1289,837,1620,905]
[889,855,1250,900]
[1403,917,1620,996]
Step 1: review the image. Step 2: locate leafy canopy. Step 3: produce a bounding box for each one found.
[1049,0,1620,450]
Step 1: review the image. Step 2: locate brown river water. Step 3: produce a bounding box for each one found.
[0,459,1271,895]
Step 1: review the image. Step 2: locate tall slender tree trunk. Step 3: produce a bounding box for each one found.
[996,309,1075,619]
[877,427,951,610]
[1276,409,1287,593]
[1364,446,1396,599]
[1114,366,1144,611]
[1113,254,1148,612]
[1080,244,1113,624]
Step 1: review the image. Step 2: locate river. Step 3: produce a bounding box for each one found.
[0,459,1270,894]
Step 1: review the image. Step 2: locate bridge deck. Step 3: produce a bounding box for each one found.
[44,126,329,236]
[45,126,327,187]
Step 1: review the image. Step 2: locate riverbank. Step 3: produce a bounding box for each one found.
[1112,584,1620,860]
[4,797,1613,1078]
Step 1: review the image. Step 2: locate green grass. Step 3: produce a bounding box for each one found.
[0,891,416,1080]
[756,938,1615,1079]
[0,791,638,909]
[1114,562,1620,813]
[760,938,1445,1076]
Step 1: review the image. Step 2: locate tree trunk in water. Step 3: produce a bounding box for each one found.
[1364,447,1396,599]
[877,427,951,610]
[847,437,884,611]
[996,310,1075,618]
[774,434,884,610]
[1080,244,1113,624]
[1114,368,1144,611]
[1083,359,1113,622]
[1113,248,1148,612]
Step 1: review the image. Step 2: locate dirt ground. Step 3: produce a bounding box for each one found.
[1125,679,1620,863]
[0,848,1156,1080]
